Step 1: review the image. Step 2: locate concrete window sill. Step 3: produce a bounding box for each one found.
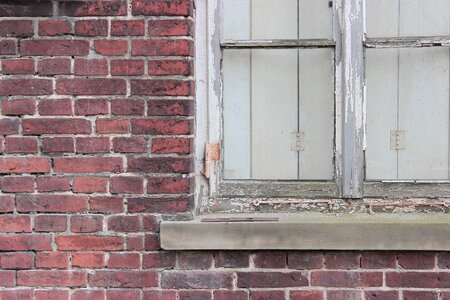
[161,213,450,250]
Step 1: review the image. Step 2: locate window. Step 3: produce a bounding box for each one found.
[199,0,450,201]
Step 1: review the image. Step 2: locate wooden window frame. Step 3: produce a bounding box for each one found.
[195,0,450,203]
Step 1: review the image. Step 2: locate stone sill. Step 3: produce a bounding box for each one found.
[161,213,450,250]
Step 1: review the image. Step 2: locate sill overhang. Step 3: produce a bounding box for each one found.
[161,213,450,250]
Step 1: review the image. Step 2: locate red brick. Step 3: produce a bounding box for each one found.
[0,195,14,213]
[54,157,123,173]
[132,40,192,56]
[36,252,69,269]
[361,252,397,269]
[112,137,147,153]
[132,0,192,16]
[111,59,145,76]
[403,291,438,300]
[38,58,71,75]
[5,137,38,154]
[38,99,73,115]
[148,59,192,75]
[290,290,324,300]
[144,234,159,250]
[2,99,35,116]
[128,157,191,173]
[386,272,450,288]
[253,252,286,268]
[90,196,124,214]
[131,119,192,135]
[72,290,105,300]
[327,290,362,300]
[0,271,15,287]
[20,40,89,56]
[161,271,232,289]
[108,216,141,232]
[128,197,191,213]
[0,2,53,17]
[127,235,144,251]
[179,252,213,270]
[0,253,34,269]
[0,20,33,37]
[35,215,67,232]
[2,59,35,75]
[438,252,450,268]
[142,215,160,232]
[111,99,145,115]
[18,270,86,287]
[57,79,126,95]
[152,137,191,154]
[107,253,140,269]
[71,215,103,233]
[59,1,127,16]
[178,291,211,300]
[398,252,435,269]
[75,98,109,116]
[37,177,71,192]
[108,290,141,300]
[0,79,52,96]
[96,118,129,133]
[56,235,124,251]
[111,20,145,36]
[0,118,19,135]
[311,271,383,287]
[0,176,34,192]
[0,235,52,251]
[325,252,360,269]
[0,290,34,300]
[39,19,72,36]
[143,291,176,300]
[23,118,91,134]
[89,271,157,288]
[75,19,108,36]
[365,291,399,300]
[237,272,308,288]
[0,215,30,232]
[42,137,75,153]
[76,137,110,154]
[143,252,176,269]
[214,252,249,268]
[0,157,51,174]
[110,176,144,194]
[442,291,450,300]
[17,195,88,213]
[35,290,69,300]
[74,59,109,75]
[214,291,248,300]
[73,175,109,192]
[147,177,190,194]
[0,40,16,55]
[94,40,128,56]
[147,100,193,116]
[251,291,284,300]
[72,252,105,268]
[148,19,193,37]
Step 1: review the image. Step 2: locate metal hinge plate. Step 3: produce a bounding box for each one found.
[390,130,406,150]
[291,132,305,151]
[204,143,220,179]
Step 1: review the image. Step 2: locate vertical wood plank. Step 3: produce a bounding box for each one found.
[298,0,333,39]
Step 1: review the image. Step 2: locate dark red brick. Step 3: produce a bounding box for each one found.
[127,197,191,213]
[94,40,128,56]
[360,252,397,269]
[0,235,52,251]
[75,19,108,36]
[0,253,34,269]
[0,40,16,55]
[20,40,89,56]
[403,291,439,300]
[179,252,213,270]
[23,118,91,134]
[327,290,362,300]
[111,99,145,115]
[111,20,145,36]
[0,79,52,96]
[76,137,110,154]
[214,291,248,300]
[108,216,141,232]
[5,137,38,154]
[128,157,191,173]
[152,137,191,154]
[108,290,141,300]
[2,59,35,75]
[2,99,35,115]
[147,100,193,116]
[148,59,192,75]
[143,252,176,269]
[0,157,51,174]
[251,291,284,300]
[0,215,31,232]
[365,291,399,300]
[38,59,71,76]
[112,137,147,153]
[110,176,144,194]
[54,157,123,173]
[96,118,129,133]
[214,252,249,268]
[254,252,286,268]
[35,215,67,232]
[386,272,450,288]
[36,252,69,269]
[71,215,103,233]
[311,271,383,288]
[59,0,127,16]
[148,19,193,37]
[16,195,88,213]
[17,270,86,287]
[72,252,105,268]
[147,177,190,194]
[73,177,108,193]
[0,20,33,37]
[0,176,34,193]
[107,253,140,269]
[75,99,109,115]
[74,59,109,75]
[42,137,75,153]
[325,252,360,269]
[237,272,308,288]
[131,119,192,135]
[131,40,192,56]
[39,19,72,36]
[0,1,53,17]
[90,196,124,214]
[89,271,157,288]
[0,195,15,213]
[57,79,126,95]
[111,60,145,76]
[398,252,436,269]
[37,177,70,193]
[161,271,233,289]
[290,290,324,300]
[56,235,124,251]
[132,0,192,16]
[38,99,73,115]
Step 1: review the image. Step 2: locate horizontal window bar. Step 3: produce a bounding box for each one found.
[364,181,450,198]
[221,39,335,49]
[365,36,450,48]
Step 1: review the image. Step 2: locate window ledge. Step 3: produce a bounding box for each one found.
[160,213,450,250]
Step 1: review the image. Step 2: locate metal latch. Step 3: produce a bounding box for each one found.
[390,130,405,150]
[291,132,305,151]
[204,143,220,179]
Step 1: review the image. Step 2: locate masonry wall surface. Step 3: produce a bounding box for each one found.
[0,1,449,299]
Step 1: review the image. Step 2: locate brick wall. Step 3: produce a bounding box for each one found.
[0,1,449,299]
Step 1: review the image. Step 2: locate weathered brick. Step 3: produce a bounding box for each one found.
[57,235,124,251]
[0,1,53,17]
[127,236,144,251]
[398,252,436,269]
[0,79,52,96]
[17,270,86,287]
[111,60,145,76]
[0,157,51,174]
[132,0,192,16]
[35,290,69,300]
[128,157,191,173]
[0,235,52,251]
[0,176,35,192]
[0,215,31,232]
[148,59,192,75]
[112,137,147,153]
[107,253,140,269]
[143,252,176,269]
[152,137,191,154]
[365,290,399,300]
[0,253,34,269]
[72,252,105,268]
[253,252,286,268]
[0,40,16,55]
[0,290,34,299]
[16,195,88,213]
[360,252,397,269]
[144,234,159,251]
[2,99,35,116]
[42,137,75,153]
[251,291,285,300]
[75,99,109,115]
[59,0,127,16]
[161,271,233,289]
[111,20,145,36]
[76,137,110,154]
[327,290,362,300]
[71,215,103,233]
[36,177,70,193]
[402,291,438,300]
[0,20,33,37]
[90,196,124,214]
[325,252,360,269]
[237,272,308,288]
[131,40,192,56]
[148,19,193,37]
[36,252,69,269]
[108,290,142,300]
[54,157,123,173]
[89,271,157,287]
[5,137,38,154]
[72,290,105,300]
[110,176,144,194]
[38,59,72,76]
[0,271,15,287]
[73,177,108,193]
[94,40,128,56]
[131,119,192,135]
[20,40,89,56]
[38,99,73,115]
[214,291,248,300]
[143,291,177,300]
[142,215,160,232]
[108,216,141,232]
[57,79,126,95]
[74,59,109,75]
[96,118,129,133]
[127,197,191,213]
[75,19,108,36]
[214,252,249,268]
[34,215,68,232]
[147,177,190,194]
[2,59,35,75]
[0,195,15,213]
[147,100,193,116]
[290,290,324,300]
[178,291,211,300]
[179,252,213,270]
[23,118,91,134]
[386,272,450,288]
[39,19,72,36]
[0,118,20,135]
[311,271,383,288]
